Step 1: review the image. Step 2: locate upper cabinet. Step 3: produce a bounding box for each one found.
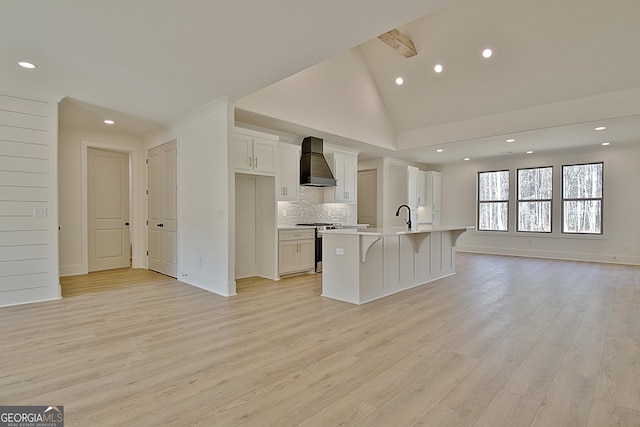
[276,143,300,201]
[417,170,427,206]
[389,166,441,227]
[424,171,442,226]
[324,151,358,204]
[233,128,277,174]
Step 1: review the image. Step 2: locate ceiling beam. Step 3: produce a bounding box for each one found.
[377,29,417,58]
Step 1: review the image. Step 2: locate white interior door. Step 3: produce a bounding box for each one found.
[148,141,177,277]
[88,148,130,272]
[357,169,377,228]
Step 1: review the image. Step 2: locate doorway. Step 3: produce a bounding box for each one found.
[87,147,131,272]
[234,173,276,280]
[358,169,378,228]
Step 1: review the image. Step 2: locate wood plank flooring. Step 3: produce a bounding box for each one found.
[1,253,639,426]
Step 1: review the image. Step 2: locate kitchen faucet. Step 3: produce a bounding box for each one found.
[395,204,412,229]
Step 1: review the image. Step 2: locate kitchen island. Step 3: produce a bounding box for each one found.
[320,225,473,304]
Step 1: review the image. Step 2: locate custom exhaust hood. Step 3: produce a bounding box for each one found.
[299,137,337,187]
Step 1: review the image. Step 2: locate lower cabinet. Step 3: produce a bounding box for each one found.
[278,229,315,275]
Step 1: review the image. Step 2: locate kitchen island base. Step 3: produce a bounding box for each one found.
[321,227,471,305]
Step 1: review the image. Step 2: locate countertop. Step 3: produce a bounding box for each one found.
[319,225,474,237]
[277,225,317,230]
[277,224,369,230]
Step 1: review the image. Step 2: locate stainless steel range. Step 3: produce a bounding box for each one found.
[295,223,342,272]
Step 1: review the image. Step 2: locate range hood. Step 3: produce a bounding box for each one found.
[299,137,337,187]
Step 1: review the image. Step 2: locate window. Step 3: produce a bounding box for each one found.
[562,162,603,234]
[478,170,509,231]
[517,167,552,232]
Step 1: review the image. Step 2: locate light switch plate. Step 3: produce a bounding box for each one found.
[33,207,48,218]
[336,248,344,255]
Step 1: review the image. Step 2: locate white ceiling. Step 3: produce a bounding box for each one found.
[1,0,453,134]
[3,0,640,163]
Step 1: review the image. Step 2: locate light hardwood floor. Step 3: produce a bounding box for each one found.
[1,253,639,426]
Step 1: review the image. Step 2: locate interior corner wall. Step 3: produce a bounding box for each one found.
[235,48,396,150]
[441,143,640,265]
[0,84,61,307]
[164,100,235,297]
[58,127,145,276]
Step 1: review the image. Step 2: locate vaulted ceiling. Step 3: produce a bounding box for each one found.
[3,0,639,163]
[237,0,640,162]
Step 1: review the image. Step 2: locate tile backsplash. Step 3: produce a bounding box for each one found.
[278,186,356,225]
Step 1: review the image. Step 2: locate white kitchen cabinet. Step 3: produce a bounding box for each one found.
[276,143,299,201]
[278,229,315,275]
[424,171,442,226]
[417,170,427,206]
[389,165,420,228]
[233,129,277,174]
[324,152,357,203]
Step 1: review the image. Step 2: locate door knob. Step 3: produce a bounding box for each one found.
[158,223,164,228]
[124,222,130,226]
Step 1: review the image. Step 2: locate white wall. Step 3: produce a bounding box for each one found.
[235,48,396,150]
[58,127,145,276]
[0,84,62,307]
[442,142,640,265]
[148,98,236,296]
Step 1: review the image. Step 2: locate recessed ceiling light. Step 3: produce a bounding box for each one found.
[482,48,493,58]
[594,126,606,131]
[506,138,515,143]
[434,64,443,73]
[395,77,404,85]
[104,119,115,125]
[436,148,444,153]
[18,61,37,69]
[464,157,470,161]
[526,150,534,154]
[601,142,610,146]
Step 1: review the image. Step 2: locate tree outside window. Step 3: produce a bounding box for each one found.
[517,167,552,233]
[478,170,509,231]
[562,162,603,234]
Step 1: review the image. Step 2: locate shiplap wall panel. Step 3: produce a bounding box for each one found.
[0,171,48,187]
[0,94,50,116]
[0,274,49,292]
[0,218,48,231]
[0,244,48,261]
[0,90,58,306]
[0,230,49,246]
[0,125,48,144]
[0,110,48,131]
[0,287,52,305]
[0,140,48,159]
[0,187,48,202]
[0,156,48,173]
[0,201,45,216]
[1,258,48,277]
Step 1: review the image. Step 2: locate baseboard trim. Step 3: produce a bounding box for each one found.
[456,246,640,266]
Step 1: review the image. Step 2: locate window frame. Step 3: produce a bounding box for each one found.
[561,162,604,235]
[477,169,510,232]
[516,166,553,234]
